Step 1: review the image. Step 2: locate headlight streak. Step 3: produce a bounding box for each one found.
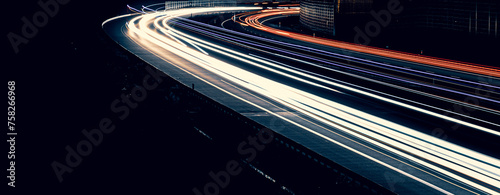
[245,53,500,130]
[168,18,500,131]
[156,14,500,187]
[172,18,500,107]
[154,18,209,56]
[159,26,500,194]
[162,22,347,95]
[114,6,500,194]
[172,16,500,115]
[196,13,500,94]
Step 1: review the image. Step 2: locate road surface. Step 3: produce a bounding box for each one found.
[103,6,500,194]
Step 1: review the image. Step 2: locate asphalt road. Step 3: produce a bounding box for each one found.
[103,6,500,195]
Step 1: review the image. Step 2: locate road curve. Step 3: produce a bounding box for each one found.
[103,6,500,195]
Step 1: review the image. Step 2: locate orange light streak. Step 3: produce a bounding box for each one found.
[241,9,500,78]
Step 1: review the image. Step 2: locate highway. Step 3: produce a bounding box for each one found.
[235,8,500,78]
[103,6,500,194]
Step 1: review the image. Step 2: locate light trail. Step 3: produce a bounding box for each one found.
[221,14,500,96]
[176,16,500,98]
[161,14,500,181]
[238,9,500,78]
[127,4,145,14]
[105,6,500,194]
[170,17,500,130]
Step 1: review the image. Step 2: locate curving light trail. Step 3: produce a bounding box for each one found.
[106,6,500,194]
[237,9,500,78]
[170,15,500,131]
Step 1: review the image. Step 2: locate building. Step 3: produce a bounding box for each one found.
[394,0,499,38]
[299,0,373,36]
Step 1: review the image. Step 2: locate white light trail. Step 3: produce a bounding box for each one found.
[107,7,500,194]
